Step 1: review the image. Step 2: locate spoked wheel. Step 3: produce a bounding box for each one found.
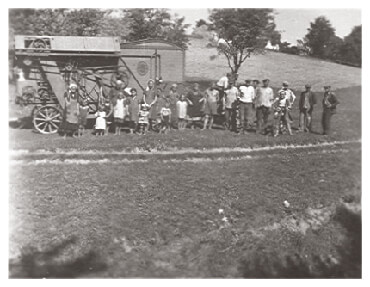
[33,106,62,134]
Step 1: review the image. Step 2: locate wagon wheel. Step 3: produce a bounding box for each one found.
[33,106,62,134]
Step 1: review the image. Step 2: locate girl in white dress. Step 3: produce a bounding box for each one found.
[95,105,107,136]
[111,92,128,135]
[176,94,191,130]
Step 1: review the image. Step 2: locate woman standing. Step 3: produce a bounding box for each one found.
[187,83,204,129]
[203,82,219,130]
[144,79,157,131]
[62,83,79,137]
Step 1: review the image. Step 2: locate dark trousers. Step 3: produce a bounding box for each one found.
[239,103,254,130]
[216,87,226,114]
[225,108,238,131]
[256,106,270,133]
[322,109,333,135]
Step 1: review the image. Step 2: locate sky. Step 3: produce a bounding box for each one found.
[170,8,362,44]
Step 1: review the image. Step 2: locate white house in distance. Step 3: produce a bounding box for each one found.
[265,40,279,51]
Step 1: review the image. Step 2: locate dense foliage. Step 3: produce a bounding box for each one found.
[9,8,189,49]
[303,16,361,67]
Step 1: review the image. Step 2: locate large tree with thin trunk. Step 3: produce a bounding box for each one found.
[208,8,279,78]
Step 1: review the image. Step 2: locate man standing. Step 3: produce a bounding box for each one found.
[298,84,317,132]
[322,85,339,135]
[278,81,296,123]
[255,79,274,134]
[238,79,256,134]
[216,72,231,114]
[224,81,239,131]
[252,79,260,90]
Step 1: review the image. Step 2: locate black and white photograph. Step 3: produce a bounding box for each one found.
[6,3,365,279]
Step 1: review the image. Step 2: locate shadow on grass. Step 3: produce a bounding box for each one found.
[9,117,34,129]
[9,236,107,278]
[239,203,361,278]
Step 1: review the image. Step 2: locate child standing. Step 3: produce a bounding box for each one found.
[138,102,150,135]
[273,91,292,137]
[78,98,89,137]
[95,105,107,136]
[176,94,189,130]
[159,101,172,134]
[110,91,128,135]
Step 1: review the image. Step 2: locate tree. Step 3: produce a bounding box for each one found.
[323,35,343,61]
[126,9,190,49]
[304,16,336,58]
[208,9,278,77]
[62,9,107,36]
[339,25,361,66]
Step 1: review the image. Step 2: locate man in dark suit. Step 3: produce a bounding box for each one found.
[322,85,339,135]
[298,84,317,132]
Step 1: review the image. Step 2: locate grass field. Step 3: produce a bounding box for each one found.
[186,38,361,91]
[8,38,362,278]
[9,142,361,278]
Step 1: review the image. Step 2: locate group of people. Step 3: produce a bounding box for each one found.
[61,72,339,138]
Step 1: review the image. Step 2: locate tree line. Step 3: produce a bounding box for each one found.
[9,9,361,78]
[303,16,361,67]
[9,8,190,49]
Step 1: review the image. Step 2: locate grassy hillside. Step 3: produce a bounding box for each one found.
[186,38,361,91]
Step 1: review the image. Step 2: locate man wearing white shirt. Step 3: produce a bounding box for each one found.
[217,73,230,90]
[216,73,231,114]
[255,79,274,134]
[238,79,255,134]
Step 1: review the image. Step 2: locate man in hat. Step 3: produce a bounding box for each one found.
[278,81,296,123]
[252,79,261,90]
[298,84,317,132]
[252,79,261,127]
[255,79,274,134]
[238,79,256,134]
[322,85,339,135]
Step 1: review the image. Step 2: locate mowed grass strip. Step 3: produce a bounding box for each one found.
[9,146,361,278]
